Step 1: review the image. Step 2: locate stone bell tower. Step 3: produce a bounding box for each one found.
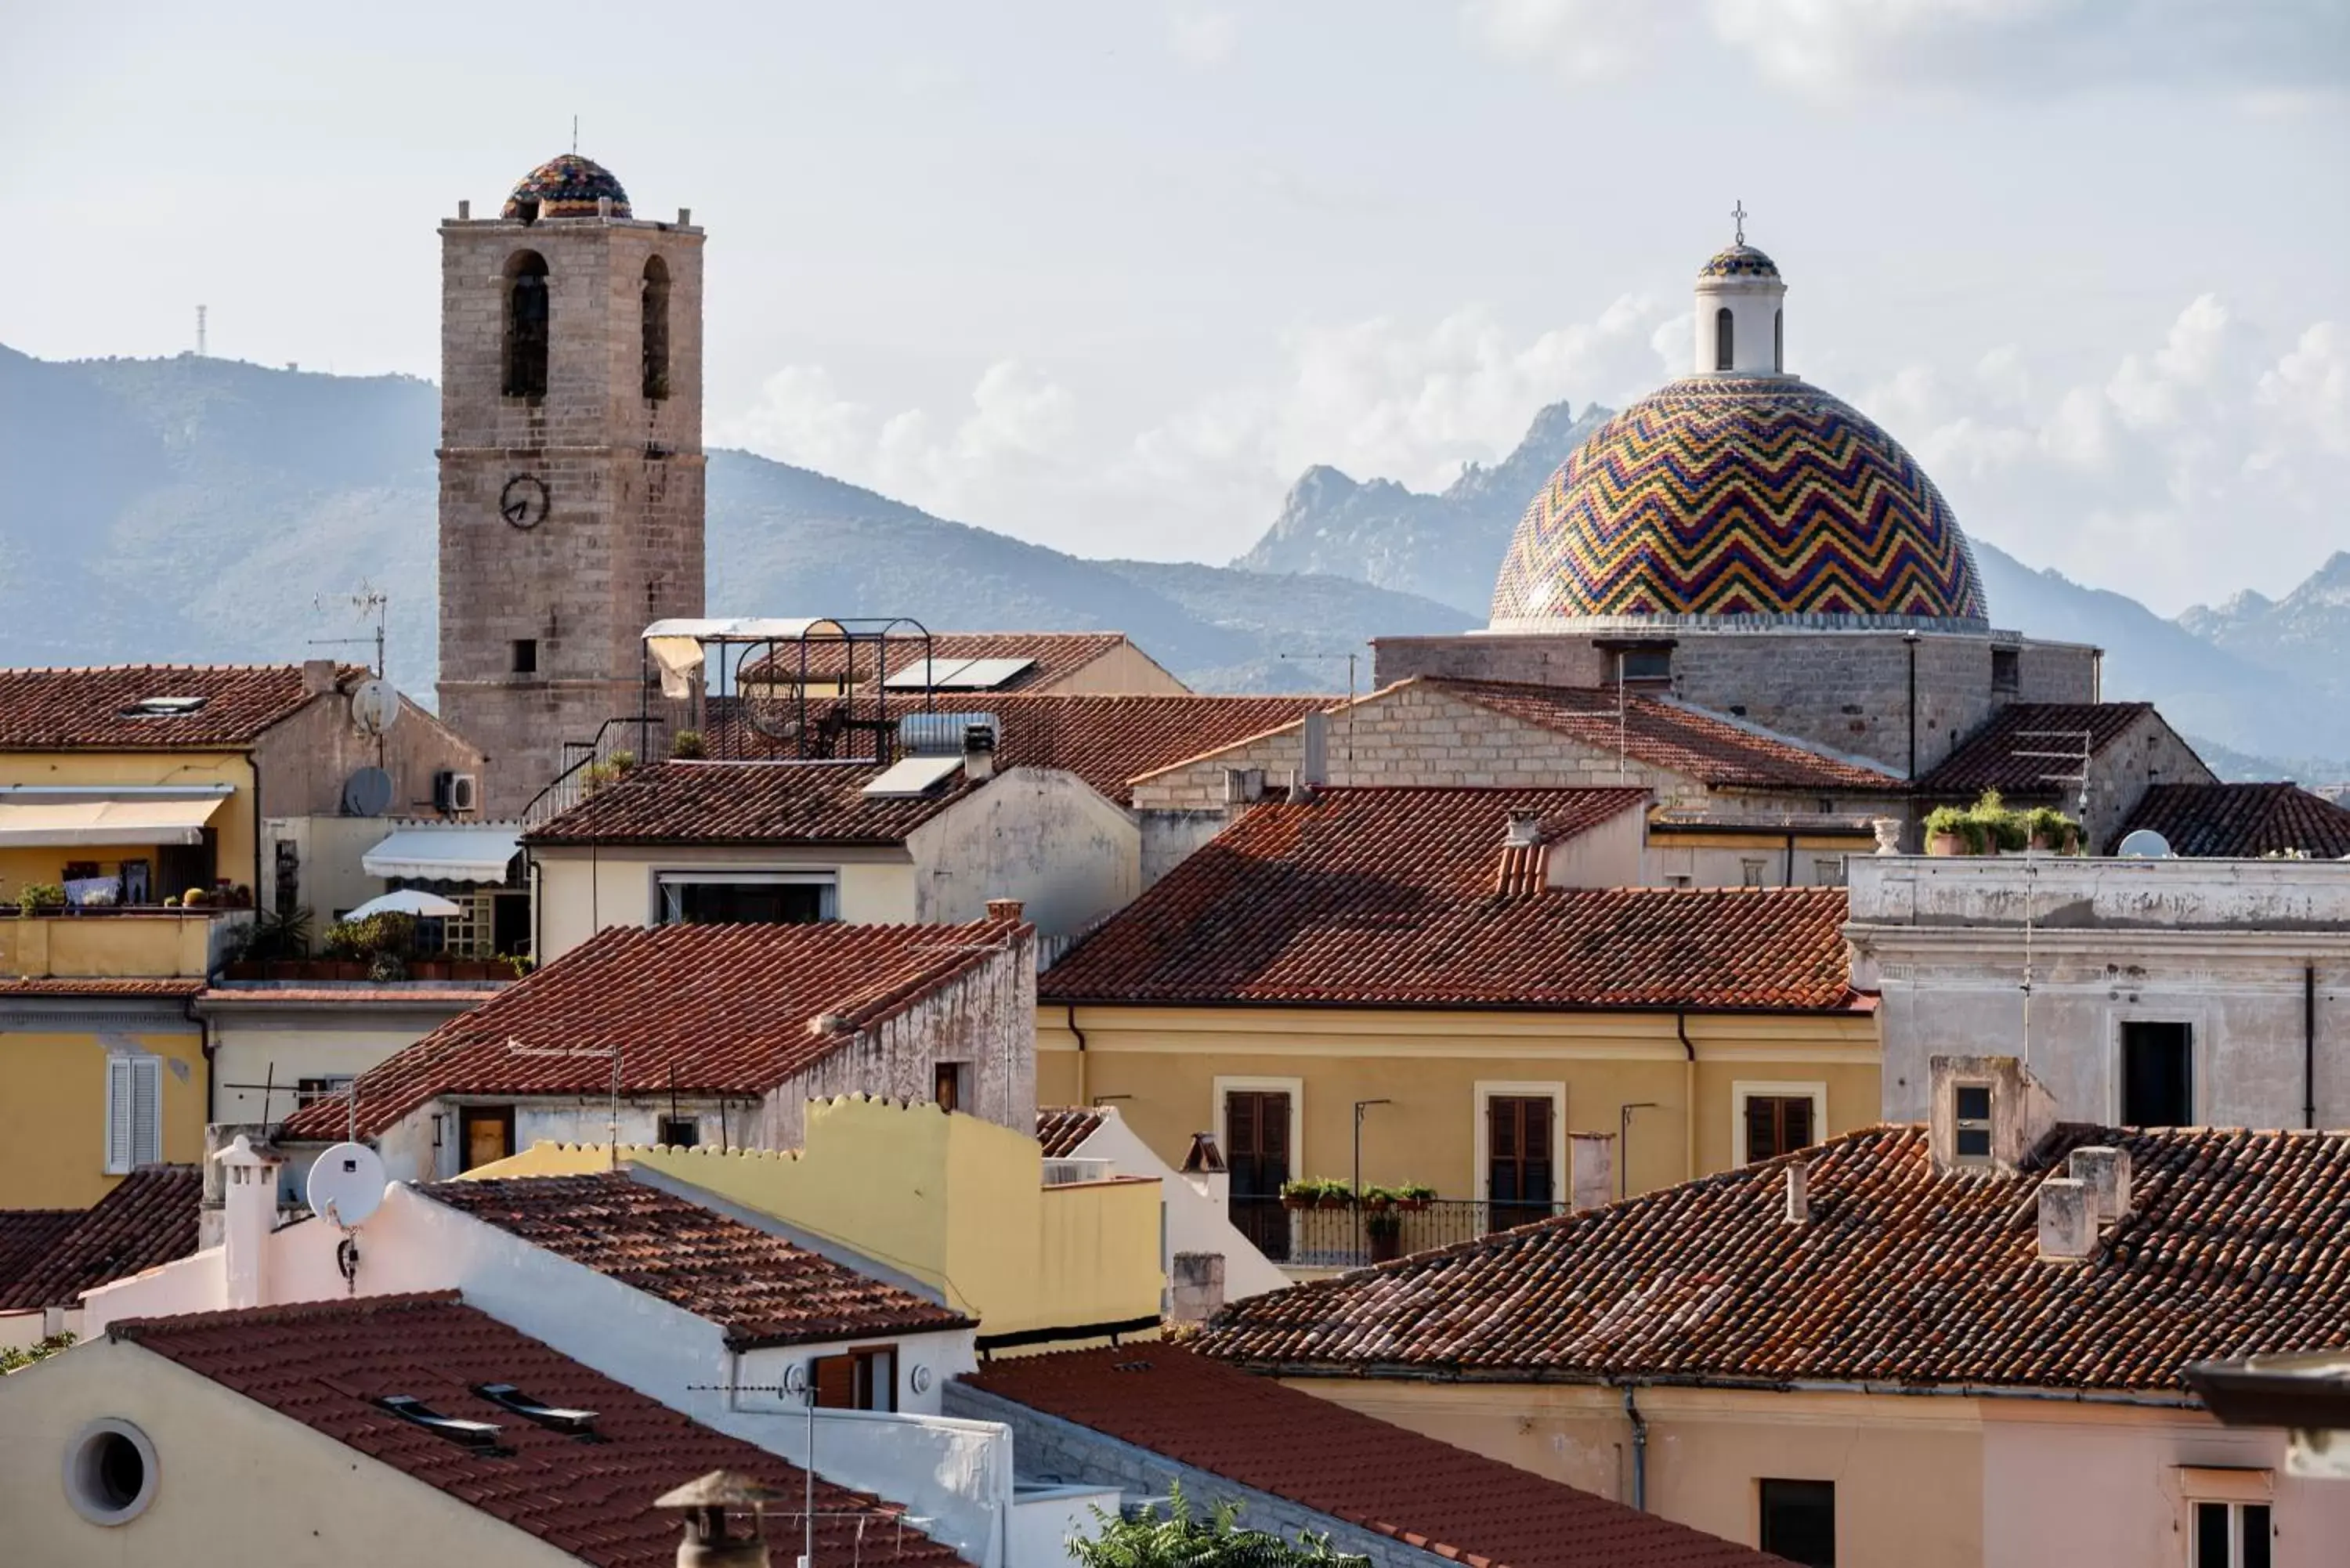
[436,153,706,815]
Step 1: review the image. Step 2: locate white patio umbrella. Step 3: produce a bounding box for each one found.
[342,888,465,921]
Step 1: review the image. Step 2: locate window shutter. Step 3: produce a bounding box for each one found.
[106,1057,136,1174]
[132,1057,162,1166]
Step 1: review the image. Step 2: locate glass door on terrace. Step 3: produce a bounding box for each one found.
[1225,1089,1291,1263]
[1488,1094,1556,1232]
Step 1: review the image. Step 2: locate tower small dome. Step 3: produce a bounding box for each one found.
[1698,244,1779,280]
[504,154,631,220]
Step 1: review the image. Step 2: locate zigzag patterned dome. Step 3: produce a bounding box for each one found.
[1488,376,1988,630]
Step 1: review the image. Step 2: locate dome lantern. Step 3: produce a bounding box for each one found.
[1693,201,1788,378]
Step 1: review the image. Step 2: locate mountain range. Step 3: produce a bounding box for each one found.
[1,345,2341,781]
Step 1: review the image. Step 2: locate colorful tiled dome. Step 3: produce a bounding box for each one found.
[1699,244,1780,279]
[503,154,631,220]
[1488,377,1988,630]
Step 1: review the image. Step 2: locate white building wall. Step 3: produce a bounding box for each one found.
[533,844,916,962]
[1067,1109,1289,1303]
[906,768,1139,938]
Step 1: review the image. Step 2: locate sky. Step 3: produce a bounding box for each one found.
[4,0,2345,616]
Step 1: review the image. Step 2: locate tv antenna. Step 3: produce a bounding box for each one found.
[2008,728,2092,1068]
[1278,650,1362,768]
[505,1037,624,1169]
[310,583,390,678]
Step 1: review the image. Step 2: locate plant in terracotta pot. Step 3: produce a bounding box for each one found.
[1365,1207,1404,1262]
[1395,1183,1435,1211]
[671,729,707,760]
[1922,805,1973,856]
[1361,1186,1396,1212]
[1280,1178,1318,1212]
[1314,1177,1354,1211]
[2023,805,2081,854]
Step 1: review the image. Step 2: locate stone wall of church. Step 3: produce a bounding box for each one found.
[437,215,707,814]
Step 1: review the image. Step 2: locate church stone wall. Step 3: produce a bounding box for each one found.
[437,213,707,815]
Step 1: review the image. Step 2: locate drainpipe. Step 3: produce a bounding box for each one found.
[2306,966,2318,1131]
[186,992,215,1128]
[1676,1010,1697,1180]
[1065,1003,1090,1108]
[1622,1385,1648,1511]
[1782,830,1795,887]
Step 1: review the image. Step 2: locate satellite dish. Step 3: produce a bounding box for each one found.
[306,1141,386,1229]
[2117,829,2172,859]
[342,766,394,818]
[782,1363,809,1396]
[349,678,400,737]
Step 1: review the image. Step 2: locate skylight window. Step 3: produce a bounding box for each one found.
[118,696,208,718]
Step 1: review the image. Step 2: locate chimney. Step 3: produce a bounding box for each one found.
[301,657,339,697]
[654,1470,784,1568]
[1784,1160,1809,1224]
[1168,1252,1226,1325]
[212,1133,284,1310]
[2036,1177,2096,1262]
[2067,1145,2132,1223]
[1568,1130,1614,1211]
[963,722,996,782]
[457,199,471,220]
[678,207,692,226]
[985,898,1024,925]
[1927,1055,2059,1175]
[1300,710,1329,789]
[1506,810,1544,847]
[1180,1130,1229,1208]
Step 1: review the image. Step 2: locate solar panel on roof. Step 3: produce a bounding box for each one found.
[882,656,1036,692]
[862,753,967,798]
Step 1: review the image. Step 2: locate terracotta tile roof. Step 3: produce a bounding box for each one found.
[703,692,1332,807]
[280,917,1028,1141]
[1041,787,1857,1011]
[0,977,208,998]
[419,1172,968,1349]
[111,1293,967,1567]
[743,630,1147,691]
[0,1210,84,1304]
[2110,782,2350,858]
[197,985,508,1007]
[0,663,360,750]
[0,1164,201,1310]
[526,759,976,846]
[962,1346,1777,1568]
[1199,1124,2350,1395]
[1913,702,2168,796]
[1428,680,1898,792]
[1035,1107,1104,1158]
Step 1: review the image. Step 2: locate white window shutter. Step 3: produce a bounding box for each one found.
[106,1057,136,1174]
[132,1057,162,1167]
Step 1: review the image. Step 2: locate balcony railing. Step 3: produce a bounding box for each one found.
[1231,1196,1570,1270]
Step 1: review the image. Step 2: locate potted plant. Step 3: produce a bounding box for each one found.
[671,728,707,760]
[1314,1178,1353,1211]
[1361,1186,1395,1212]
[2023,805,2081,854]
[409,956,452,981]
[1394,1183,1435,1212]
[1280,1178,1317,1212]
[1923,805,1974,856]
[1365,1207,1404,1263]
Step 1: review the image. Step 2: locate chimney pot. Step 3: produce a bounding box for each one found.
[1506,810,1544,847]
[1784,1160,1809,1223]
[2036,1176,2097,1261]
[2066,1145,2132,1223]
[1567,1130,1614,1212]
[985,898,1024,924]
[457,199,471,220]
[1300,710,1329,789]
[302,657,339,696]
[678,206,692,226]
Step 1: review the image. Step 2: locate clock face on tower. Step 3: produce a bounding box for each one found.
[499,473,550,529]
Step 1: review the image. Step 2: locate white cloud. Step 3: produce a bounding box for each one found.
[1168,6,1240,68]
[1851,297,2350,612]
[1464,0,1689,81]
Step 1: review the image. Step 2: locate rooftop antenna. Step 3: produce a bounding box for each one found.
[504,1037,624,1170]
[2007,728,2092,1069]
[1277,650,1361,767]
[310,583,390,678]
[572,114,579,154]
[196,304,208,358]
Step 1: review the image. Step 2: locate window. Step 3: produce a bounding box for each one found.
[932,1061,967,1114]
[1744,1096,1816,1162]
[105,1056,161,1174]
[656,873,835,927]
[459,1106,514,1172]
[1812,857,1846,887]
[812,1346,896,1411]
[1773,308,1783,373]
[1991,646,2020,694]
[503,250,550,398]
[1759,1479,1835,1566]
[1715,306,1734,370]
[2194,1502,2271,1568]
[656,1115,700,1148]
[640,255,671,401]
[1617,648,1672,683]
[1953,1083,1993,1162]
[297,1075,353,1109]
[2122,1021,2193,1125]
[1741,858,1768,887]
[511,638,537,675]
[65,1419,157,1526]
[1486,1093,1556,1230]
[1665,873,1694,889]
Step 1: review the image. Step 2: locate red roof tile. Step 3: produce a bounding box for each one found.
[2110,782,2350,858]
[0,1210,84,1304]
[0,663,360,750]
[112,1293,967,1567]
[1041,788,1856,1011]
[1913,703,2178,796]
[703,692,1332,807]
[743,630,1156,692]
[0,977,208,998]
[280,918,1028,1140]
[1428,680,1897,792]
[527,758,977,846]
[1034,1107,1104,1158]
[419,1173,968,1349]
[1199,1125,2350,1394]
[0,1165,201,1310]
[963,1346,1777,1568]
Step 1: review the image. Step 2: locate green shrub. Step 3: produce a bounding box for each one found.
[1073,1481,1371,1566]
[671,728,707,760]
[324,910,418,961]
[15,882,64,916]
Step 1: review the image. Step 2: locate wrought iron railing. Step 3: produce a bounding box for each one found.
[1230,1196,1571,1270]
[521,714,672,828]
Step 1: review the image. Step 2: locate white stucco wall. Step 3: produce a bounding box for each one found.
[208,999,490,1126]
[906,768,1139,938]
[533,842,916,961]
[1067,1110,1289,1302]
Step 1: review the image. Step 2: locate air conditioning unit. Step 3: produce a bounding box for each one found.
[435,771,480,814]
